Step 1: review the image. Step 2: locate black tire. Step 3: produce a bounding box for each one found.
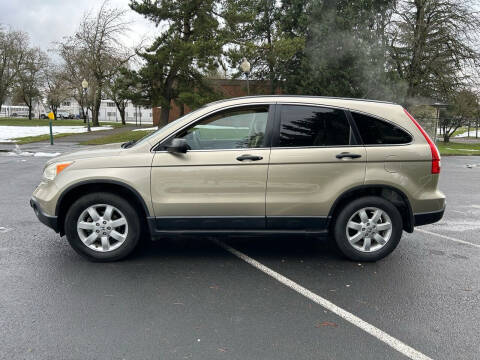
[64,192,141,262]
[333,196,403,262]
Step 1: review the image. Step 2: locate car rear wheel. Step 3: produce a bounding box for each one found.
[64,192,140,262]
[333,196,402,262]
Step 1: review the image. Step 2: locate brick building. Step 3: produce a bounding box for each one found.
[152,79,280,126]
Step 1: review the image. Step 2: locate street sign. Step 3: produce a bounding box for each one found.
[47,112,54,144]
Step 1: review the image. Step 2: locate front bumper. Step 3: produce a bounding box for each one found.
[414,207,445,227]
[30,197,60,233]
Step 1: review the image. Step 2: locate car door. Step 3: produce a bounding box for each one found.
[266,104,366,230]
[150,104,274,231]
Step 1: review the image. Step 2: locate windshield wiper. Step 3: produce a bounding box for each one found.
[121,139,136,148]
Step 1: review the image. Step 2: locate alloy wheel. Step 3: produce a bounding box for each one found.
[345,207,392,253]
[77,204,128,252]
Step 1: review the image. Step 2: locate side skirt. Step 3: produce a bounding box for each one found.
[147,216,330,239]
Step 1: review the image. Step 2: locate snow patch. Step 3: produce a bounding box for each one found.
[0,226,13,233]
[0,125,113,142]
[34,152,61,157]
[132,127,157,132]
[7,151,60,157]
[455,130,480,138]
[5,144,61,157]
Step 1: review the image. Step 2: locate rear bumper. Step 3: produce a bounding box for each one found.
[414,207,445,227]
[30,198,59,233]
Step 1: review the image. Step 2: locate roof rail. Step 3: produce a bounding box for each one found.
[207,95,397,106]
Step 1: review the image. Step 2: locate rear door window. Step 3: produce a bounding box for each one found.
[351,112,412,145]
[276,105,354,147]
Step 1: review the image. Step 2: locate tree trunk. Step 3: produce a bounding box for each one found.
[265,7,275,96]
[120,108,126,125]
[0,91,5,115]
[28,105,33,120]
[91,88,101,127]
[408,0,427,98]
[443,133,449,143]
[115,101,127,125]
[80,107,86,123]
[160,106,170,127]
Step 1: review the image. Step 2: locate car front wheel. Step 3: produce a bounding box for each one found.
[333,196,403,262]
[64,192,140,262]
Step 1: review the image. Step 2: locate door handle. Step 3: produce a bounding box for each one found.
[336,152,362,159]
[236,154,263,161]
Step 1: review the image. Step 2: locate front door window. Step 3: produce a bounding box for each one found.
[175,106,269,150]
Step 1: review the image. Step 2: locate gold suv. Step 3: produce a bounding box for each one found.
[31,96,445,262]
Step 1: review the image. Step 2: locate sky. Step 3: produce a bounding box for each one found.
[0,0,156,52]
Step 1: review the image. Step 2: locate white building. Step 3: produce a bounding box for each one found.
[0,105,30,117]
[58,99,153,124]
[1,99,153,125]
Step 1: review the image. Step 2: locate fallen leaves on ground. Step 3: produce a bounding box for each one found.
[316,321,338,328]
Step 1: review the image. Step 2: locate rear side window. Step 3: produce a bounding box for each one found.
[277,105,353,147]
[351,112,412,145]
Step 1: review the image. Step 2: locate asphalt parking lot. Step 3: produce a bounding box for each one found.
[0,148,479,360]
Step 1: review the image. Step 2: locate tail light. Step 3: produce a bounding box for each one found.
[404,109,441,174]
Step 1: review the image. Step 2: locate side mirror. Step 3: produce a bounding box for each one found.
[166,138,189,153]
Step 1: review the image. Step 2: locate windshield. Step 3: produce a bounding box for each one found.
[133,107,206,147]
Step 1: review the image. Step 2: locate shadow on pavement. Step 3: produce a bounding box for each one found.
[131,234,344,263]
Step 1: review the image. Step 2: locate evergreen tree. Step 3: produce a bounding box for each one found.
[224,0,306,94]
[130,0,224,125]
[298,0,397,99]
[390,0,480,102]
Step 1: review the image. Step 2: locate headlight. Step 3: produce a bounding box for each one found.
[43,161,73,181]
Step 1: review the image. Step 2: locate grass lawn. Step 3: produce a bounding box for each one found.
[437,141,480,156]
[13,133,79,144]
[0,117,124,128]
[451,127,468,137]
[80,129,155,145]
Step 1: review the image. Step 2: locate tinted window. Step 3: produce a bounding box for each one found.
[175,106,269,150]
[277,105,353,147]
[352,112,412,145]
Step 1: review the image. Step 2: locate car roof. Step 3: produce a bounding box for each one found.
[204,95,404,120]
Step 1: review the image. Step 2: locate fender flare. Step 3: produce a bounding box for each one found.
[327,184,414,233]
[55,179,151,217]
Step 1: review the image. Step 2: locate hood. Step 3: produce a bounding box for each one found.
[47,143,123,165]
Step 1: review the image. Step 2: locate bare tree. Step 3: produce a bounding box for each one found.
[44,63,70,120]
[0,27,28,113]
[441,89,478,142]
[59,0,133,126]
[57,42,92,122]
[104,67,131,125]
[12,48,47,119]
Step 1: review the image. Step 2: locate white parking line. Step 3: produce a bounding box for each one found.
[212,239,433,360]
[416,228,480,249]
